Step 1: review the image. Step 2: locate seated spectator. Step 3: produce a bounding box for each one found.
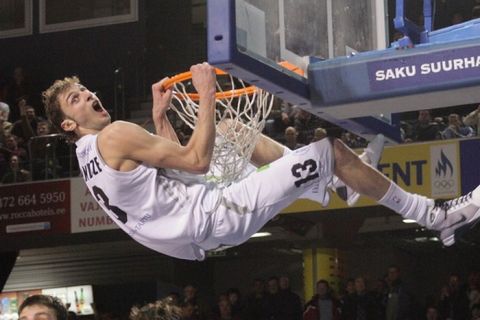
[441,113,475,139]
[463,105,480,136]
[410,110,441,142]
[311,127,327,142]
[303,280,341,320]
[0,101,12,145]
[130,298,182,320]
[1,154,31,184]
[284,126,305,150]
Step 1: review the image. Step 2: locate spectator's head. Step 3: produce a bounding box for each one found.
[267,277,279,295]
[13,66,26,85]
[433,116,445,125]
[226,288,240,305]
[0,102,10,121]
[468,271,480,290]
[448,273,461,290]
[183,284,197,302]
[387,265,401,284]
[9,155,20,170]
[279,275,290,291]
[312,127,327,142]
[19,295,67,320]
[354,276,366,294]
[25,105,36,121]
[252,278,264,295]
[37,120,51,136]
[130,299,182,320]
[418,110,432,123]
[166,292,180,306]
[426,306,439,320]
[217,299,232,319]
[344,278,355,295]
[284,126,298,145]
[5,134,18,150]
[316,279,331,298]
[448,113,462,128]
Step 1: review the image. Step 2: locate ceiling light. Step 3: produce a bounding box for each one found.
[402,219,417,224]
[251,232,272,238]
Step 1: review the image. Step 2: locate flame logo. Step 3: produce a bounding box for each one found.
[435,149,453,177]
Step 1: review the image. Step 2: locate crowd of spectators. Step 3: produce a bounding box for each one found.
[124,267,480,320]
[0,67,75,184]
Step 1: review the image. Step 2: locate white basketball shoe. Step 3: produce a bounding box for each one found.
[331,134,385,206]
[427,186,480,246]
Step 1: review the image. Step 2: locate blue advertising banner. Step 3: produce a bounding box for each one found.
[367,45,480,92]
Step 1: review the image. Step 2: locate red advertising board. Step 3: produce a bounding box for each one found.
[0,180,71,237]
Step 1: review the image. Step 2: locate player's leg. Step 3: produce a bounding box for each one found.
[212,138,334,246]
[332,138,480,246]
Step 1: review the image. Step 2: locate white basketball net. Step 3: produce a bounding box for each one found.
[170,74,274,187]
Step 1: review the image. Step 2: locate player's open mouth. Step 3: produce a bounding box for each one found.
[92,100,103,112]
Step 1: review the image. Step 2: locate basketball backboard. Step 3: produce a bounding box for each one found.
[207,0,480,143]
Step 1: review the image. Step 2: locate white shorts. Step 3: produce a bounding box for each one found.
[197,138,334,250]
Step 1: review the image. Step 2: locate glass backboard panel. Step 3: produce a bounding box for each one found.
[235,0,386,78]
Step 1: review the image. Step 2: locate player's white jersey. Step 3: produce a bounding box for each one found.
[75,134,220,260]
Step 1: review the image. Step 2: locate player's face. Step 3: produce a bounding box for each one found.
[59,84,111,135]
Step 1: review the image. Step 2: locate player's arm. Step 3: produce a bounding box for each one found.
[151,78,180,144]
[99,63,216,173]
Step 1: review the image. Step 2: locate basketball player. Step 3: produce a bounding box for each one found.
[43,63,480,260]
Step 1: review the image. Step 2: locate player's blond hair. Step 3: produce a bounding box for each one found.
[42,76,80,142]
